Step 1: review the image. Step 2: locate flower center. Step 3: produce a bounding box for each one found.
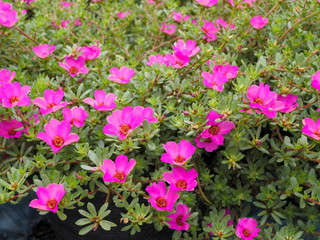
[47,103,56,109]
[155,197,167,208]
[209,125,220,135]
[205,138,212,143]
[314,130,320,138]
[243,229,251,237]
[253,97,264,105]
[8,128,16,136]
[174,155,186,164]
[52,136,65,147]
[9,96,19,104]
[47,199,57,209]
[113,171,125,181]
[69,66,78,74]
[176,215,184,226]
[119,124,131,135]
[70,118,78,125]
[176,179,187,189]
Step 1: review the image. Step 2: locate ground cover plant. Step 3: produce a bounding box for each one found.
[0,0,320,239]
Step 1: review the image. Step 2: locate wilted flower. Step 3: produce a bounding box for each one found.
[162,167,198,191]
[100,155,136,183]
[37,119,80,154]
[146,181,180,211]
[0,82,31,108]
[33,89,68,115]
[250,16,268,29]
[32,44,56,59]
[29,183,67,213]
[83,90,116,111]
[167,203,191,230]
[235,218,260,240]
[108,66,135,84]
[62,107,88,128]
[160,140,196,166]
[58,56,89,77]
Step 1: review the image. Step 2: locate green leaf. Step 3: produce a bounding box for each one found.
[79,224,94,235]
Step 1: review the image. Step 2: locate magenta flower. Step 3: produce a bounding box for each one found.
[235,218,260,240]
[32,44,56,59]
[250,16,268,29]
[146,54,169,66]
[214,18,235,29]
[171,11,189,22]
[200,111,235,146]
[202,72,229,91]
[0,1,19,27]
[195,0,218,7]
[146,181,180,211]
[277,94,298,113]
[172,40,200,58]
[29,183,67,213]
[108,66,135,84]
[132,106,158,123]
[213,64,239,79]
[33,89,68,115]
[302,118,320,140]
[37,119,80,154]
[100,155,136,183]
[311,71,320,91]
[117,11,130,19]
[201,20,219,42]
[162,167,198,191]
[80,45,101,61]
[0,82,31,108]
[165,52,190,69]
[62,107,88,128]
[167,203,191,231]
[160,23,176,35]
[103,106,145,140]
[0,69,15,86]
[60,20,69,28]
[160,140,196,166]
[58,56,89,77]
[194,136,219,152]
[0,119,25,138]
[246,83,285,118]
[83,90,116,111]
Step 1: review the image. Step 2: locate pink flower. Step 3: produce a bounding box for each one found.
[194,136,219,152]
[171,11,189,22]
[60,20,69,28]
[246,83,285,118]
[250,16,268,29]
[146,181,180,211]
[0,82,31,108]
[302,118,320,140]
[100,155,136,183]
[146,54,169,66]
[103,106,145,140]
[108,66,135,84]
[213,64,239,79]
[83,90,116,111]
[214,18,235,29]
[29,183,67,213]
[277,94,298,113]
[235,218,260,240]
[195,0,218,7]
[202,72,229,91]
[58,57,89,77]
[0,119,25,138]
[202,20,219,42]
[311,71,320,91]
[160,23,176,35]
[37,119,80,154]
[80,45,101,61]
[74,18,82,26]
[0,1,19,27]
[200,111,235,145]
[33,89,68,115]
[59,1,73,8]
[160,140,196,166]
[165,52,190,69]
[167,203,191,230]
[132,106,158,123]
[162,167,198,191]
[62,107,88,128]
[117,11,130,19]
[0,69,15,86]
[172,40,200,58]
[32,44,56,59]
